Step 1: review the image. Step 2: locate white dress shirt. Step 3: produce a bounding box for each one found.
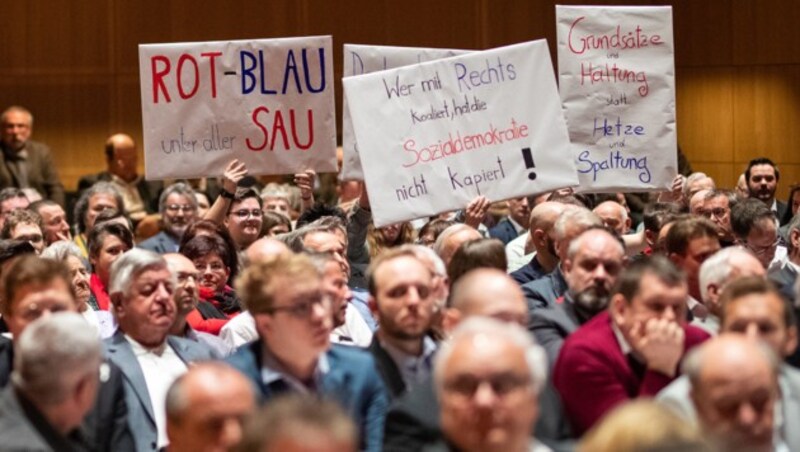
[219,310,257,348]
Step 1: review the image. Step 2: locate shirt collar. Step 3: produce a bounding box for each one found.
[260,345,329,394]
[380,336,437,371]
[124,334,168,357]
[508,216,526,234]
[611,320,632,356]
[110,173,141,186]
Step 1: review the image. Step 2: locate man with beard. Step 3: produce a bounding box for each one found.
[139,183,198,254]
[530,227,626,370]
[509,202,564,286]
[367,248,436,400]
[746,157,788,223]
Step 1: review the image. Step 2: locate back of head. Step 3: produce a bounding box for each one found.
[448,268,527,325]
[698,247,763,304]
[446,238,507,285]
[730,198,775,239]
[665,217,718,256]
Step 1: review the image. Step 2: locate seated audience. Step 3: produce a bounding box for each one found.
[488,196,530,245]
[138,182,198,254]
[28,199,71,245]
[0,208,44,253]
[510,202,564,285]
[73,181,124,257]
[0,188,29,231]
[88,222,134,311]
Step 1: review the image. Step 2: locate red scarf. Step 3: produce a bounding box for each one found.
[90,273,111,311]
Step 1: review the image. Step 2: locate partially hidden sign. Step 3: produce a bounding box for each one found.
[343,40,577,227]
[341,44,469,181]
[557,6,676,192]
[139,36,337,180]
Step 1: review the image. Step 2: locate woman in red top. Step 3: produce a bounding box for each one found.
[180,233,241,334]
[88,219,133,311]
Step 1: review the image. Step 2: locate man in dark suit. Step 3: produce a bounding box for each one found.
[522,207,602,310]
[488,196,530,245]
[531,228,625,369]
[510,202,563,286]
[104,249,215,452]
[78,133,163,222]
[367,248,437,400]
[553,256,710,436]
[0,313,100,452]
[0,106,65,206]
[745,157,789,224]
[138,183,198,254]
[225,253,388,452]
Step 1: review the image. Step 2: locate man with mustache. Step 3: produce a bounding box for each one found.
[139,183,198,254]
[104,249,215,451]
[530,227,626,370]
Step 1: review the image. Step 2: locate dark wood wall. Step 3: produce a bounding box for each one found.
[2,0,799,198]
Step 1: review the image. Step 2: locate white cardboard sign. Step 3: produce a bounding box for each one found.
[344,40,578,227]
[139,36,337,180]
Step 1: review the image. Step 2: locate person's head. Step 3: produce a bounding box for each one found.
[367,249,434,345]
[87,221,133,287]
[0,106,33,151]
[719,277,797,358]
[262,210,291,237]
[787,211,800,265]
[433,224,483,267]
[40,241,92,310]
[29,199,71,244]
[367,221,414,258]
[610,256,688,342]
[745,157,780,205]
[0,188,29,231]
[12,313,101,434]
[164,253,200,318]
[446,238,507,286]
[236,395,357,452]
[225,188,263,250]
[553,207,604,263]
[0,239,36,281]
[689,189,712,216]
[578,400,709,452]
[642,202,683,249]
[93,208,132,231]
[666,217,721,300]
[527,201,565,265]
[698,247,765,316]
[736,173,750,199]
[592,200,630,235]
[74,182,124,235]
[417,218,456,248]
[564,228,626,318]
[166,362,255,452]
[244,237,291,266]
[731,198,779,268]
[505,196,530,227]
[788,184,800,219]
[434,318,546,452]
[2,255,75,338]
[260,184,291,218]
[308,252,351,328]
[686,334,779,452]
[697,189,737,243]
[105,133,139,182]
[683,172,716,201]
[109,249,176,347]
[194,192,210,218]
[295,204,348,229]
[180,234,235,294]
[159,182,198,239]
[445,268,528,332]
[237,254,331,364]
[1,208,44,253]
[296,225,349,278]
[400,244,450,315]
[178,219,239,269]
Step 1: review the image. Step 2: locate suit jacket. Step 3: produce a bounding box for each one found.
[0,140,65,206]
[137,231,180,255]
[510,255,548,286]
[488,218,520,245]
[226,341,389,452]
[777,200,789,226]
[103,330,215,452]
[769,263,797,303]
[77,171,163,214]
[369,336,407,399]
[522,266,568,312]
[553,312,710,435]
[530,296,582,370]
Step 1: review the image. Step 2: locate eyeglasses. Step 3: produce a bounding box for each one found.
[166,204,196,213]
[701,208,729,219]
[231,209,263,219]
[266,295,328,319]
[745,238,779,256]
[444,373,531,400]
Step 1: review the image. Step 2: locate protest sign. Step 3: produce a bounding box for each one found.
[139,36,337,180]
[556,6,676,192]
[341,44,469,181]
[343,40,578,227]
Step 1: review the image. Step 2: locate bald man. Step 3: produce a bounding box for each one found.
[78,133,163,221]
[432,224,482,267]
[166,363,256,451]
[244,236,291,264]
[510,202,565,286]
[593,200,631,235]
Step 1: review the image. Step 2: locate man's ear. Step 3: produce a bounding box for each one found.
[791,228,800,251]
[609,294,628,326]
[644,229,655,247]
[440,308,461,336]
[111,293,125,317]
[562,257,574,276]
[785,325,799,358]
[368,296,378,316]
[668,252,683,267]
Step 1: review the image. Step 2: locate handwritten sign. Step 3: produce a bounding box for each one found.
[344,40,577,227]
[341,44,470,181]
[556,6,676,192]
[139,36,337,180]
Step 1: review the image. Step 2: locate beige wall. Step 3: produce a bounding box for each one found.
[2,0,798,199]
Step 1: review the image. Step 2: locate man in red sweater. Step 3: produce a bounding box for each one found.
[553,256,710,435]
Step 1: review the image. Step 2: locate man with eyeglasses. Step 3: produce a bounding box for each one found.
[139,182,198,254]
[366,248,437,400]
[732,197,786,272]
[695,189,737,247]
[429,317,551,452]
[226,253,388,452]
[0,208,45,254]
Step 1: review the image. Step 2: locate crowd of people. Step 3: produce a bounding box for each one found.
[0,103,799,452]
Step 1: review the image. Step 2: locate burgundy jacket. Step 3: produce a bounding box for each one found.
[552,311,710,435]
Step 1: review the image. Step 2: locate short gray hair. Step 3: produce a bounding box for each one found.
[432,224,476,257]
[12,312,101,404]
[109,248,169,296]
[434,317,547,395]
[566,227,624,261]
[683,335,778,388]
[554,207,602,241]
[159,182,197,215]
[682,172,715,198]
[698,246,755,304]
[787,213,800,254]
[41,240,89,270]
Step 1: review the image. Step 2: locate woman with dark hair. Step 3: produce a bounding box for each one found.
[87,222,134,311]
[446,238,507,286]
[416,218,456,247]
[179,219,239,285]
[180,234,241,334]
[262,210,292,237]
[781,183,800,226]
[366,221,415,259]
